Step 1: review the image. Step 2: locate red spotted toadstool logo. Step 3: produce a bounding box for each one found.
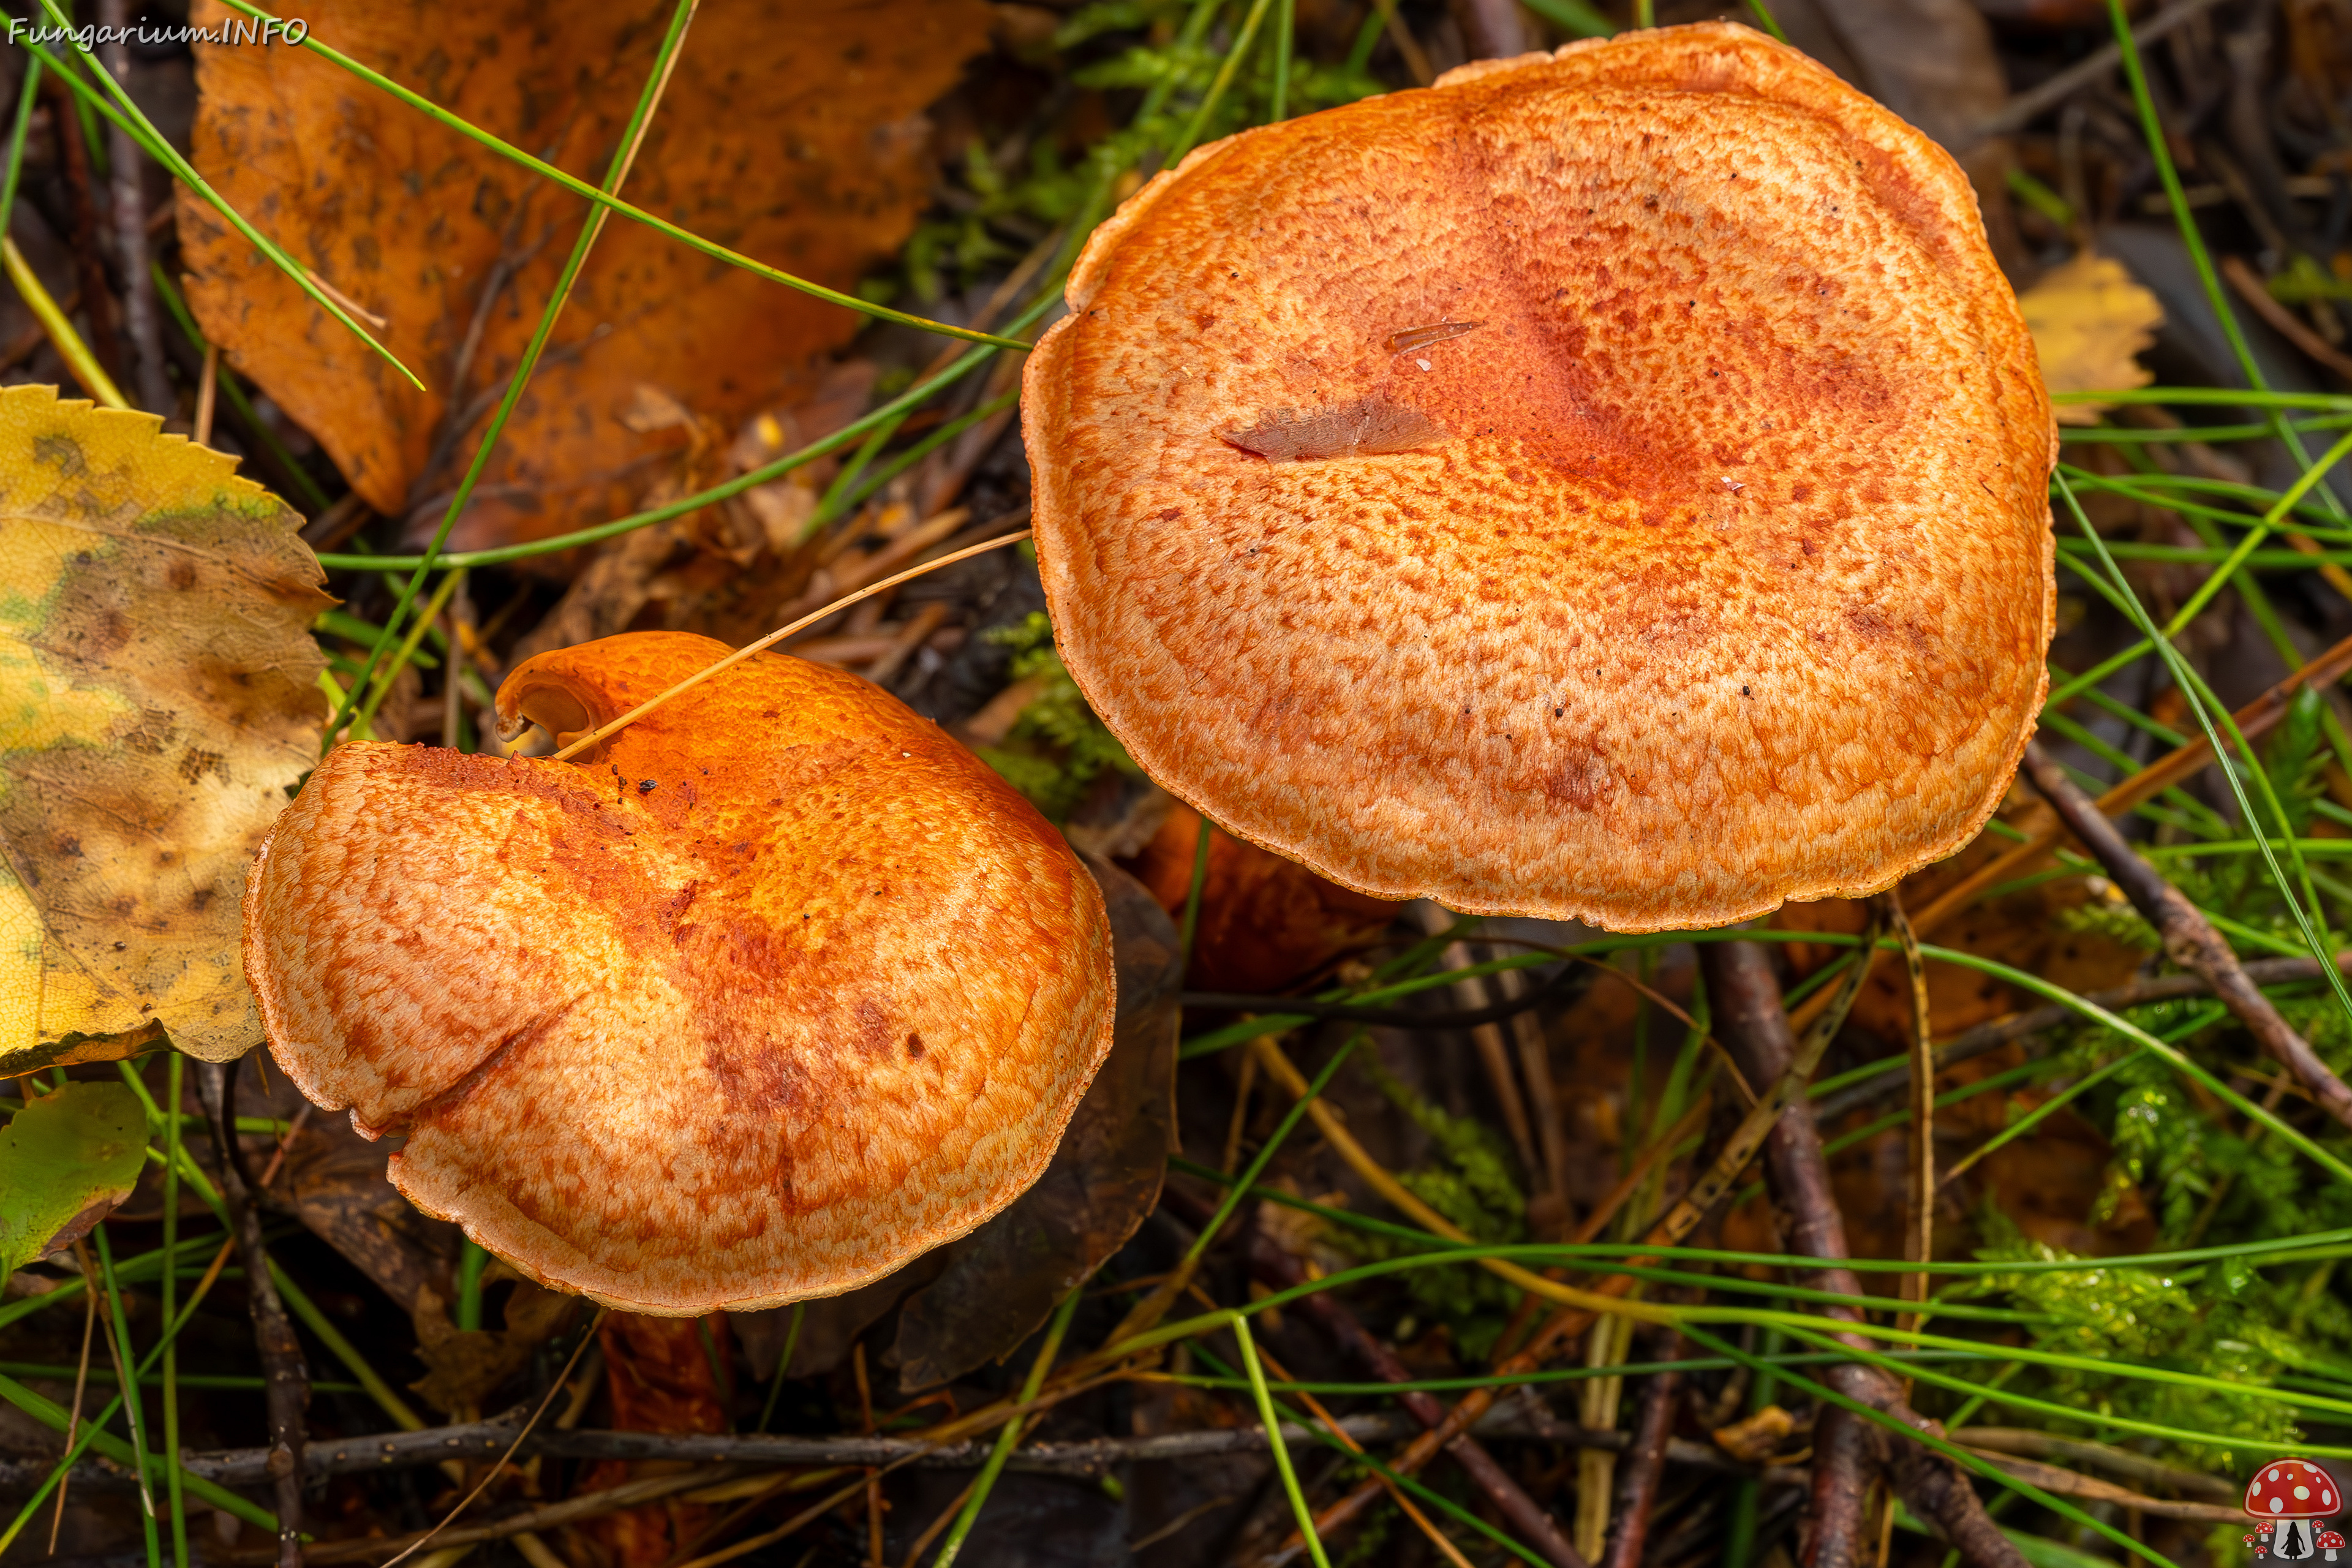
[2246,1458,2343,1559]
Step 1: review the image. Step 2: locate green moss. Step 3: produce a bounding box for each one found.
[1326,1048,1527,1362]
[889,11,1384,301]
[1959,1205,2320,1476]
[973,611,1140,822]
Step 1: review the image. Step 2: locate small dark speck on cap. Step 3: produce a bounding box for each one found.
[1742,686,1751,696]
[638,779,658,793]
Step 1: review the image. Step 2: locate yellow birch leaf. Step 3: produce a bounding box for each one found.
[0,387,327,1071]
[0,855,37,1061]
[2018,252,2164,426]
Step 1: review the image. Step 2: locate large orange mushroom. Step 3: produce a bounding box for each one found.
[243,632,1116,1314]
[1022,22,2054,932]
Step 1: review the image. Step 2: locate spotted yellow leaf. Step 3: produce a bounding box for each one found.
[2018,252,2163,427]
[0,386,326,1071]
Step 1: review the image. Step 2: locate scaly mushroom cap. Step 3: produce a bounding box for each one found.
[243,632,1117,1314]
[1022,22,2054,932]
[2248,1460,2339,1519]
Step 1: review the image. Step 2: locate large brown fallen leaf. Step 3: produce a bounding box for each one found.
[0,388,326,1070]
[181,0,990,554]
[2019,252,2164,425]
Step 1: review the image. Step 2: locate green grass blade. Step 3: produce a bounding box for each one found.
[932,1283,1084,1568]
[325,0,703,747]
[162,1055,185,1568]
[92,1226,162,1568]
[313,288,1053,573]
[2056,471,2352,1035]
[24,12,421,390]
[1,56,42,224]
[1231,1314,1330,1568]
[212,0,1031,353]
[1169,0,1276,164]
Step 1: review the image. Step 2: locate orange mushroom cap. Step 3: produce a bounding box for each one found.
[1022,22,2054,932]
[2248,1459,2340,1519]
[243,632,1117,1314]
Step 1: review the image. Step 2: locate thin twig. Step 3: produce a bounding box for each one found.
[48,1232,97,1552]
[2222,256,2352,382]
[1700,942,2024,1568]
[1246,932,1883,1566]
[1956,1452,2241,1522]
[1597,1332,1682,1568]
[96,0,167,413]
[13,1407,1811,1506]
[1166,1186,1585,1568]
[1958,0,2230,145]
[1817,952,2352,1121]
[1951,1429,2234,1501]
[227,1464,736,1566]
[2022,741,2352,1131]
[196,1060,306,1568]
[193,344,218,447]
[1888,894,1935,1338]
[1791,625,2352,1039]
[40,72,122,390]
[371,1313,605,1568]
[1255,1343,1472,1568]
[1413,903,1543,1208]
[1502,962,1574,1228]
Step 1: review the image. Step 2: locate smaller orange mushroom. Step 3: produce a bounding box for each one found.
[243,631,1117,1315]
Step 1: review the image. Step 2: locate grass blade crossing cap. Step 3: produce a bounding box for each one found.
[1022,22,2056,933]
[242,632,1117,1314]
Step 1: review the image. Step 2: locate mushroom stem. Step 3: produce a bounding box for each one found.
[195,1060,308,1568]
[1698,943,2027,1568]
[2021,741,2352,1132]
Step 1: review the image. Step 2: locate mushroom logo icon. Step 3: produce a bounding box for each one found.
[2246,1459,2341,1559]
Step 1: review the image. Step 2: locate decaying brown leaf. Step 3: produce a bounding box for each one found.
[2018,252,2163,425]
[722,856,1179,1389]
[181,0,990,552]
[0,388,325,1071]
[279,1113,460,1316]
[892,854,1182,1390]
[1714,1404,1799,1464]
[408,1272,580,1415]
